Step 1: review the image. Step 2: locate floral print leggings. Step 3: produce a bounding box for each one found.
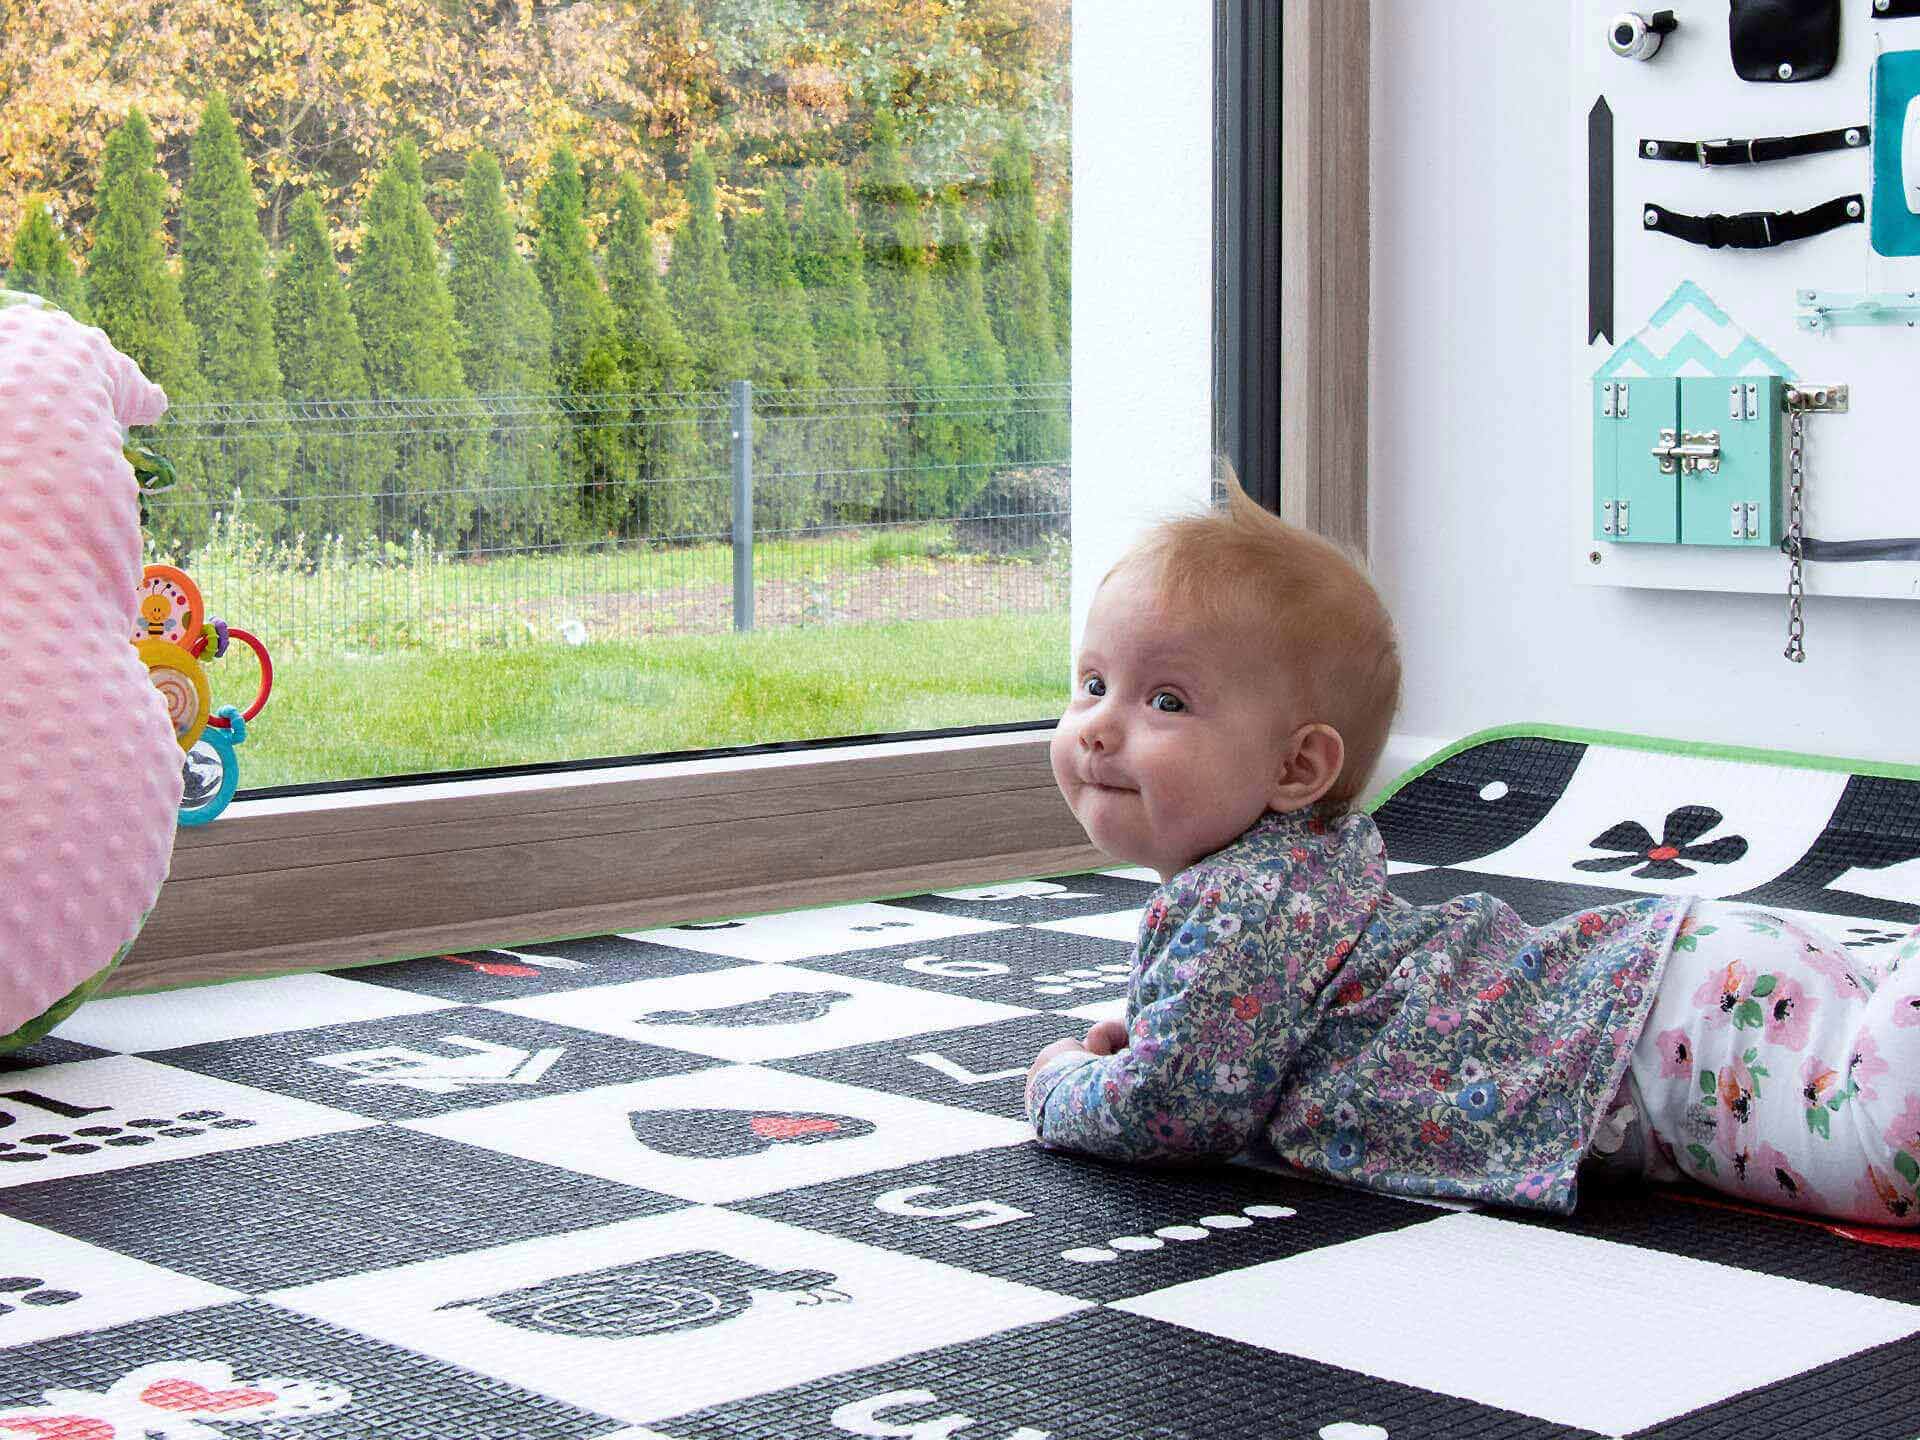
[1605,899,1920,1227]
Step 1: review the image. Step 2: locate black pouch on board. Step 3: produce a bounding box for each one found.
[1728,0,1840,82]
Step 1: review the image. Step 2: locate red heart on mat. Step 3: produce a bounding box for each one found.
[750,1115,842,1140]
[139,1379,277,1412]
[0,1420,115,1440]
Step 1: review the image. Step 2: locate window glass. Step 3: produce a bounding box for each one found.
[3,2,1070,787]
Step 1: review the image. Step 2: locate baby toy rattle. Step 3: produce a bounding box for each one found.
[132,559,274,825]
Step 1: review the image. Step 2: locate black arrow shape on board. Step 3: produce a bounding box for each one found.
[1590,96,1614,344]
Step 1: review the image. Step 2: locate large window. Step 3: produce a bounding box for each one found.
[3,2,1071,790]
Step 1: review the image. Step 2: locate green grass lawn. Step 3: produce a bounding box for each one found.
[228,609,1071,788]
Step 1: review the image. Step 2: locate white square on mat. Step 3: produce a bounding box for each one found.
[486,964,1034,1062]
[0,1213,242,1346]
[1030,908,1144,944]
[1115,1211,1920,1435]
[622,902,1013,964]
[0,1057,375,1189]
[1458,747,1849,899]
[402,1065,1033,1204]
[49,971,457,1052]
[267,1207,1085,1425]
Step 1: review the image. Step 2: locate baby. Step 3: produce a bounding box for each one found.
[1025,476,1920,1227]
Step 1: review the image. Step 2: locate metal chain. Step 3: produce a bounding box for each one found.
[1784,402,1806,663]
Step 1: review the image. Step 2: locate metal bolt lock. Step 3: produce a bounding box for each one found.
[1847,128,1863,146]
[1847,200,1862,219]
[1644,208,1659,226]
[1778,62,1794,79]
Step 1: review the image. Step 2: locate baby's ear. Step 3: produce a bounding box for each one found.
[1269,723,1344,813]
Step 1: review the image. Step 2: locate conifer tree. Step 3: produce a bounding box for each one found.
[984,128,1065,463]
[350,139,476,543]
[1045,209,1070,368]
[450,150,556,544]
[794,167,887,520]
[666,147,752,392]
[664,147,750,537]
[534,146,631,535]
[182,94,288,521]
[605,175,705,539]
[7,200,87,317]
[731,174,823,533]
[935,193,1007,515]
[86,110,208,556]
[855,114,954,518]
[271,191,378,544]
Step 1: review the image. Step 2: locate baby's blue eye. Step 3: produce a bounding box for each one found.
[1150,692,1185,713]
[1082,676,1106,697]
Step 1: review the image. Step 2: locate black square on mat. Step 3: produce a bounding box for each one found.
[0,1299,624,1437]
[1520,1180,1920,1307]
[0,1033,111,1071]
[1630,1329,1920,1439]
[331,936,744,1003]
[880,869,1160,925]
[140,1003,723,1121]
[791,925,1137,1008]
[1388,866,1646,925]
[1730,773,1920,927]
[734,1141,1443,1303]
[654,1307,1599,1440]
[0,1125,685,1291]
[767,1013,1095,1120]
[1370,735,1589,867]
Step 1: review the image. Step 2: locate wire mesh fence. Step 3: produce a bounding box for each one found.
[139,382,1071,655]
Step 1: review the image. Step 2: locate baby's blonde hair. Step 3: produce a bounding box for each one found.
[1102,467,1402,809]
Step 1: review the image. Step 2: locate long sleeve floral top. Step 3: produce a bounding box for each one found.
[1026,807,1693,1213]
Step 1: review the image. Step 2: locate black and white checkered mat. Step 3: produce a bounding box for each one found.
[2,728,1917,1438]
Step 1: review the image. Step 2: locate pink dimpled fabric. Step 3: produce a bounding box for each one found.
[0,302,181,1035]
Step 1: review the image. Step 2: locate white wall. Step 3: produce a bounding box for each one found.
[1372,3,1919,768]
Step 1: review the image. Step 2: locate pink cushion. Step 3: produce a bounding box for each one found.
[0,304,181,1030]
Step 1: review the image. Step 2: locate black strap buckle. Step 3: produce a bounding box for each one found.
[1695,138,1750,167]
[1708,210,1774,248]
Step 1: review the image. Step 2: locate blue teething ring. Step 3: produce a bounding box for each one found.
[177,706,246,827]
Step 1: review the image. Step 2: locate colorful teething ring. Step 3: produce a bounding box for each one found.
[178,706,246,827]
[188,625,273,725]
[135,637,211,751]
[134,564,203,647]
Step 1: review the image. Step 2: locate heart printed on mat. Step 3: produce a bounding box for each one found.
[628,1108,877,1159]
[0,1360,352,1437]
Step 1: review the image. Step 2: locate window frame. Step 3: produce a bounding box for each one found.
[114,1,1372,994]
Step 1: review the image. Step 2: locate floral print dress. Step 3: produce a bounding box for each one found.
[1610,901,1920,1226]
[1026,807,1692,1214]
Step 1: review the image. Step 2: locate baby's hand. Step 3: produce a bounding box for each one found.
[1026,1036,1088,1092]
[1082,1019,1129,1055]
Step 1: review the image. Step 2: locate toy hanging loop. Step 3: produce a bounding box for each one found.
[188,625,274,724]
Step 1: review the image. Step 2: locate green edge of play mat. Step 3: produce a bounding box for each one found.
[92,723,1920,1004]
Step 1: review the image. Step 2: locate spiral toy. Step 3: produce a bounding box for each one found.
[132,560,274,825]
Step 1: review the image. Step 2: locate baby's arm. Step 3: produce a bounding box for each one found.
[1025,877,1301,1163]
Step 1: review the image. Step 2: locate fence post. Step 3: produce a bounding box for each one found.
[730,378,754,632]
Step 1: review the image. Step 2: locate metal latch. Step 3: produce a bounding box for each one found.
[1652,428,1721,474]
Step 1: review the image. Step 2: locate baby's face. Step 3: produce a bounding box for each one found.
[1051,567,1308,880]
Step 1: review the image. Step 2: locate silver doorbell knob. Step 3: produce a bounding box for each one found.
[1609,10,1678,60]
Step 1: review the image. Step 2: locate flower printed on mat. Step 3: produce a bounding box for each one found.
[0,1361,350,1439]
[1883,1093,1920,1158]
[1892,992,1920,1028]
[1856,1165,1916,1223]
[1574,805,1749,881]
[1800,1053,1853,1140]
